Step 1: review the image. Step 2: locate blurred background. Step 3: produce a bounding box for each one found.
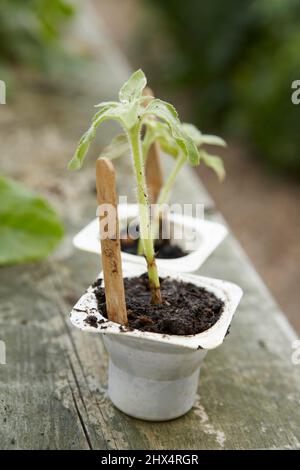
[0,0,299,331]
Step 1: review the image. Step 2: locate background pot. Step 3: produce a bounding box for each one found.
[73,204,228,272]
[69,264,243,421]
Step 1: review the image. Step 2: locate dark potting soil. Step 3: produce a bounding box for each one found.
[121,237,186,259]
[92,274,224,336]
[120,222,186,259]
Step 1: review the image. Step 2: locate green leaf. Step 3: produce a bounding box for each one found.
[94,101,119,108]
[119,69,147,104]
[200,151,226,181]
[198,134,226,147]
[100,134,130,160]
[182,123,226,147]
[68,126,95,170]
[141,119,175,158]
[69,72,151,171]
[68,104,122,169]
[119,101,140,129]
[182,123,203,144]
[159,140,180,158]
[181,130,201,166]
[0,176,64,265]
[144,99,200,165]
[145,98,179,123]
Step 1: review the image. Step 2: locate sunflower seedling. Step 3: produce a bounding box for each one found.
[69,69,200,303]
[101,108,226,254]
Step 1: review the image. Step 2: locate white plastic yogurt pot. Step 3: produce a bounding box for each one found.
[72,204,228,273]
[69,264,243,421]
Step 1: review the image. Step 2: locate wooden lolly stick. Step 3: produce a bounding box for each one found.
[143,87,164,204]
[96,158,127,325]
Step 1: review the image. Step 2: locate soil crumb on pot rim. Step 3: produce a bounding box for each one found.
[92,274,224,336]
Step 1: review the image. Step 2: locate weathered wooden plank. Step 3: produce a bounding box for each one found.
[0,262,91,450]
[2,224,299,449]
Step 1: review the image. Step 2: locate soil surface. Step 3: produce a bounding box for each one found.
[121,237,186,259]
[92,274,224,335]
[120,223,186,259]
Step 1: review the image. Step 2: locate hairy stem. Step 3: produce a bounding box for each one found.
[157,152,186,208]
[138,150,186,256]
[151,152,186,242]
[127,124,162,304]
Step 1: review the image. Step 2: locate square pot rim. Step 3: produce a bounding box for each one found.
[69,264,243,351]
[72,203,228,272]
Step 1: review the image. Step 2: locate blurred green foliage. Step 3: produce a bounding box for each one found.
[0,175,64,265]
[0,0,74,70]
[145,0,300,177]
